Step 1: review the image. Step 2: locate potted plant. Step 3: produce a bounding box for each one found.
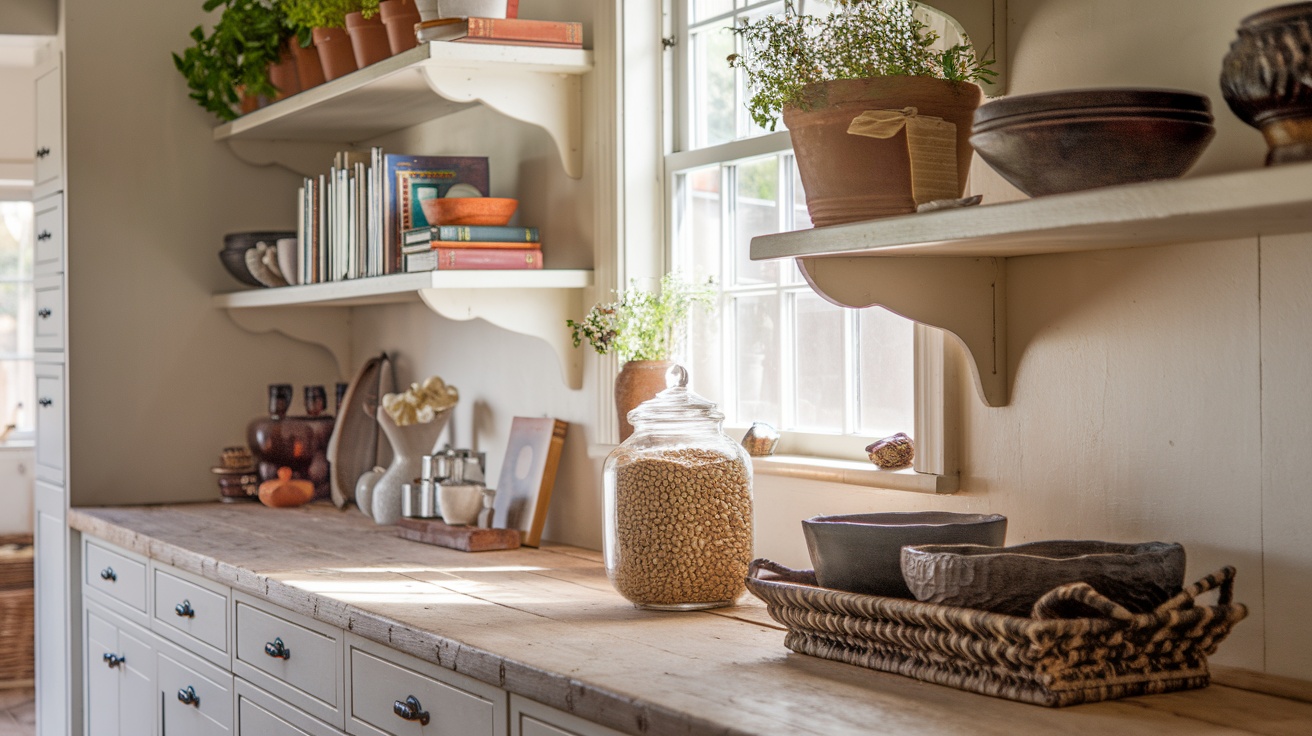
[568,273,715,441]
[173,0,288,121]
[379,0,421,54]
[282,0,383,80]
[729,0,995,226]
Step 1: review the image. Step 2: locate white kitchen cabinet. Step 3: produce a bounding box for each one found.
[510,695,626,736]
[34,481,66,736]
[33,57,62,198]
[33,193,63,276]
[157,639,235,736]
[233,592,344,728]
[152,566,231,669]
[83,536,149,627]
[84,602,156,736]
[236,679,347,736]
[33,361,64,485]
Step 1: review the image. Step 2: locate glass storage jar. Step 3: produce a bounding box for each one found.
[603,365,753,610]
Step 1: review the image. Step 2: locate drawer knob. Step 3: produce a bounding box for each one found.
[99,567,116,582]
[393,695,430,726]
[175,599,195,618]
[177,686,200,707]
[263,637,291,660]
[102,653,125,669]
[39,397,53,408]
[38,308,52,319]
[37,230,51,241]
[36,147,50,158]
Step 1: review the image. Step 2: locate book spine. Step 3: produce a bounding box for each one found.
[402,240,542,254]
[434,225,540,242]
[407,248,544,271]
[453,38,583,49]
[465,17,583,44]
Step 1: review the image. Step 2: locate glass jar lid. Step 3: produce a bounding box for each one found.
[626,364,724,427]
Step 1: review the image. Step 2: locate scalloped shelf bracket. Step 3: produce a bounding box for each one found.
[417,286,586,389]
[419,63,583,179]
[225,306,355,379]
[225,139,352,178]
[798,255,1008,407]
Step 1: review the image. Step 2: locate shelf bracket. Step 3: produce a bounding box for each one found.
[798,255,1008,407]
[224,139,355,178]
[418,63,584,179]
[417,286,585,389]
[224,306,354,379]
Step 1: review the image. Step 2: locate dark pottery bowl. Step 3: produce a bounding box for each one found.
[901,540,1186,617]
[219,231,296,287]
[1221,2,1312,165]
[970,88,1215,197]
[802,511,1007,598]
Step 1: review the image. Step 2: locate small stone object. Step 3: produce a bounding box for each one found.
[865,433,914,469]
[741,422,780,457]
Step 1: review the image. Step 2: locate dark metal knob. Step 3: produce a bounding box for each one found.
[177,686,199,707]
[103,653,125,668]
[38,308,52,319]
[263,637,291,660]
[99,567,116,581]
[392,695,430,725]
[39,397,53,408]
[36,147,50,158]
[175,599,195,618]
[37,230,51,241]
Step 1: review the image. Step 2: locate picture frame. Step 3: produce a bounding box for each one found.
[493,417,568,547]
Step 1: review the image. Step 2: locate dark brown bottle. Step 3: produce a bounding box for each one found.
[247,385,335,500]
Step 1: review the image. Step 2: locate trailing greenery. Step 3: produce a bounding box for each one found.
[173,0,286,121]
[568,273,716,363]
[728,0,996,130]
[282,0,378,32]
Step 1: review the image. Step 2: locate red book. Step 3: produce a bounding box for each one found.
[506,0,519,18]
[416,17,583,45]
[454,38,582,49]
[405,248,544,271]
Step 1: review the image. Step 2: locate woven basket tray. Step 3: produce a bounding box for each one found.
[0,535,33,590]
[0,587,34,685]
[746,559,1248,707]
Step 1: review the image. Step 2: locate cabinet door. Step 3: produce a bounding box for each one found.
[34,362,64,484]
[120,619,158,736]
[158,644,233,736]
[34,61,62,194]
[86,604,158,736]
[33,193,63,275]
[85,608,120,736]
[34,481,66,736]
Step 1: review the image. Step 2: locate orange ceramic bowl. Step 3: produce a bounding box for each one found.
[421,197,518,226]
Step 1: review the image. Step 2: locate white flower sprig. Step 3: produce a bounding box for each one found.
[382,376,459,427]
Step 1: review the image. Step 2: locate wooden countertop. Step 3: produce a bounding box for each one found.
[69,503,1312,735]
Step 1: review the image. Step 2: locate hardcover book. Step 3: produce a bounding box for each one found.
[416,17,584,46]
[384,155,489,273]
[403,224,541,244]
[401,241,541,254]
[405,247,543,271]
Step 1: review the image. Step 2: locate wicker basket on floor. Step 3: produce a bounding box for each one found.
[745,559,1248,707]
[0,535,35,686]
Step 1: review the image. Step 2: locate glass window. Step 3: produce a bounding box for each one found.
[0,201,35,439]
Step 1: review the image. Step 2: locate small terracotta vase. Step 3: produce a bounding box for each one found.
[345,11,392,68]
[259,467,316,508]
[267,44,301,101]
[614,360,675,442]
[1221,2,1312,165]
[312,26,358,81]
[289,38,325,90]
[783,76,981,226]
[236,85,261,115]
[379,0,421,55]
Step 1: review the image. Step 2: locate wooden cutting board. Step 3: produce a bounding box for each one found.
[394,518,521,552]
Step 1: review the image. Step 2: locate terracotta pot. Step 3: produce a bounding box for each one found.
[614,360,675,442]
[782,76,981,227]
[346,11,392,69]
[1221,2,1312,165]
[289,38,326,90]
[312,26,358,81]
[379,0,421,54]
[267,44,301,101]
[236,86,261,115]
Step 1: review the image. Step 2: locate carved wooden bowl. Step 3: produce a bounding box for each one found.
[421,197,518,226]
[970,89,1215,196]
[901,540,1186,617]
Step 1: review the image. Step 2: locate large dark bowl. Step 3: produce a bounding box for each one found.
[802,511,1007,598]
[219,231,295,287]
[901,540,1186,617]
[970,88,1215,197]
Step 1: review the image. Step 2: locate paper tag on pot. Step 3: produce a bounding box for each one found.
[847,108,958,207]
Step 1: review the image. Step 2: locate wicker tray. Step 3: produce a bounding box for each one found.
[746,559,1248,707]
[0,535,33,590]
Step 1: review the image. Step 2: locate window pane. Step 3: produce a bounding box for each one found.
[858,308,916,437]
[732,293,780,426]
[691,0,733,23]
[0,202,33,280]
[792,291,844,431]
[0,360,33,433]
[691,26,736,148]
[732,156,779,286]
[675,166,723,283]
[0,282,33,356]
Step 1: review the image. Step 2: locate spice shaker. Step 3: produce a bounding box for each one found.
[602,365,754,610]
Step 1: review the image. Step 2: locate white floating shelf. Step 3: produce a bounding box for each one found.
[214,42,594,178]
[215,270,594,388]
[751,162,1312,407]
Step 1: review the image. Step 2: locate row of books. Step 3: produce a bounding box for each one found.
[401,224,544,272]
[294,151,491,284]
[416,17,583,49]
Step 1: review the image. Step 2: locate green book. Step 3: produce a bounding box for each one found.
[402,225,541,245]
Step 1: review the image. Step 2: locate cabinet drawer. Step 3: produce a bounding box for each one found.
[34,275,63,352]
[347,634,506,736]
[33,193,63,275]
[158,642,233,736]
[236,679,346,736]
[84,538,148,618]
[34,62,62,195]
[510,695,626,736]
[153,567,229,666]
[234,594,343,727]
[34,362,64,484]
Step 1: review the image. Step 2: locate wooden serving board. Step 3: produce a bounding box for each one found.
[394,518,521,552]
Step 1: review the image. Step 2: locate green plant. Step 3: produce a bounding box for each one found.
[172,0,287,121]
[568,273,716,363]
[282,0,378,33]
[728,0,996,130]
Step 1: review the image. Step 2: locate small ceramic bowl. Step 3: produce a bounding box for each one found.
[802,511,1008,598]
[900,540,1186,617]
[219,231,296,287]
[421,197,518,226]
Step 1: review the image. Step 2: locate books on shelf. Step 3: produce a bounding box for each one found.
[402,224,541,246]
[416,17,583,47]
[405,248,544,272]
[384,155,489,272]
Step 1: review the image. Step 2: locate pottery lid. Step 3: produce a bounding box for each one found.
[626,364,724,428]
[973,88,1213,129]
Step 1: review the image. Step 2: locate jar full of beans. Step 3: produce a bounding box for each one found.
[603,365,753,610]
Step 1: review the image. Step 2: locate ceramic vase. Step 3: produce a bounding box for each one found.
[1221,2,1312,165]
[312,26,358,81]
[289,38,326,90]
[370,406,451,525]
[614,360,674,442]
[267,44,301,101]
[379,0,421,54]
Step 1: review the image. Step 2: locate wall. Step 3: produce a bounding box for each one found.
[0,447,33,534]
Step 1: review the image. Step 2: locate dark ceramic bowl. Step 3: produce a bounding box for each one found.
[219,231,296,287]
[970,88,1215,197]
[901,540,1186,617]
[802,512,1007,598]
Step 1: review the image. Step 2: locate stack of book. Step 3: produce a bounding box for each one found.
[402,224,544,272]
[415,17,583,49]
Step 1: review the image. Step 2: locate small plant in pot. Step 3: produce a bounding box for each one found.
[568,273,716,441]
[729,0,995,226]
[173,0,288,121]
[282,0,383,80]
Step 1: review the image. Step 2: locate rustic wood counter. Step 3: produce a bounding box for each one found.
[69,503,1312,735]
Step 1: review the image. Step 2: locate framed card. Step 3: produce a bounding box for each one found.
[493,417,568,547]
